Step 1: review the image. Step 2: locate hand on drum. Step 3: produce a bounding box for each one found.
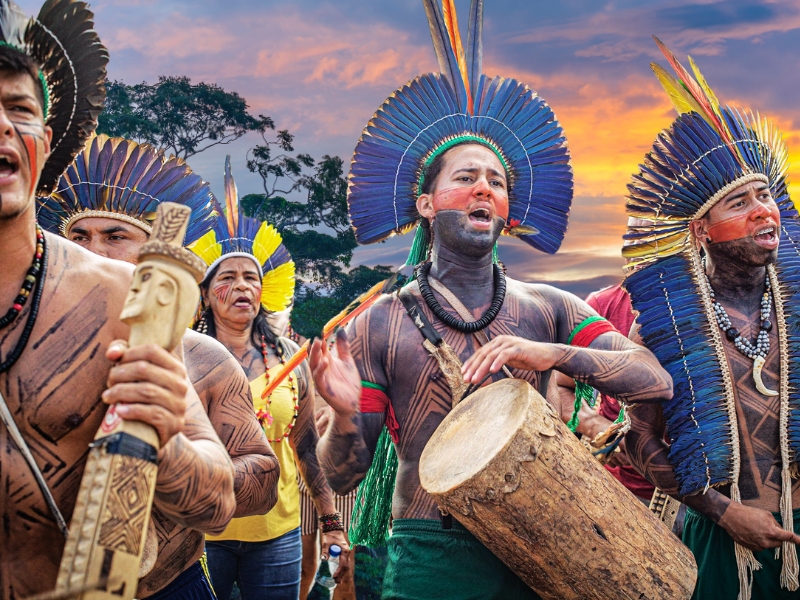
[321,529,351,583]
[718,502,800,552]
[309,329,362,417]
[462,335,560,384]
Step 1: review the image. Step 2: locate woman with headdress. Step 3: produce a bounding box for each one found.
[192,157,349,600]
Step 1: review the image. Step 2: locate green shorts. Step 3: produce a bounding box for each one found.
[683,506,800,600]
[382,518,541,600]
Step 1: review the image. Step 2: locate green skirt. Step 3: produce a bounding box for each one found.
[683,506,800,600]
[382,518,542,600]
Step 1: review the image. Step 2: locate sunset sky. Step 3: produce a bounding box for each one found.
[21,0,800,296]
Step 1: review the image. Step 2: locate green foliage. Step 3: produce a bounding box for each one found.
[97,76,271,158]
[98,77,393,338]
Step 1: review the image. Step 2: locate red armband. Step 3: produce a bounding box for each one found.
[360,382,400,444]
[568,316,618,348]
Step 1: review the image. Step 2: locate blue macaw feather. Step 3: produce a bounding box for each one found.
[37,135,217,244]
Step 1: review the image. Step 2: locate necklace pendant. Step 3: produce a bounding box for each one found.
[752,355,779,397]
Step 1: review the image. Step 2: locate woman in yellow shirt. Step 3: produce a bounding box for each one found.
[192,159,349,599]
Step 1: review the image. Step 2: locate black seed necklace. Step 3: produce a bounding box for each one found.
[0,230,48,374]
[416,261,506,333]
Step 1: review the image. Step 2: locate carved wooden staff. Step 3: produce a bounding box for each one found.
[55,203,206,600]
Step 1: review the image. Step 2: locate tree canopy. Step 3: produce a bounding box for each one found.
[98,75,393,338]
[98,77,272,158]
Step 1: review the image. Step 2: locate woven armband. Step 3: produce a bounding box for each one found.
[360,381,400,443]
[566,316,618,432]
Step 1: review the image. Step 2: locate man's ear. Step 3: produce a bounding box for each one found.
[416,193,435,220]
[42,125,53,161]
[689,218,708,243]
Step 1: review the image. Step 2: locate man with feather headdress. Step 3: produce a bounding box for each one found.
[306,1,672,597]
[37,138,282,599]
[0,1,238,598]
[623,39,800,600]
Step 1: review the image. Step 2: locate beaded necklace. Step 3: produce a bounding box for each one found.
[0,226,47,374]
[703,260,777,396]
[255,335,299,443]
[0,226,44,330]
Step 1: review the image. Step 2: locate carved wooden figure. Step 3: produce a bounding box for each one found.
[419,378,698,600]
[55,203,206,600]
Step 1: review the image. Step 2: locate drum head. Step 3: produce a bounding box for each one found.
[420,378,533,495]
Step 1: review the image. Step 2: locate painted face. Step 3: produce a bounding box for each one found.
[427,144,510,228]
[0,70,52,219]
[68,216,150,264]
[703,181,780,251]
[202,256,262,327]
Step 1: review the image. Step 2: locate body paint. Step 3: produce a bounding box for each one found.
[432,181,509,220]
[212,283,233,304]
[706,203,780,244]
[12,121,46,197]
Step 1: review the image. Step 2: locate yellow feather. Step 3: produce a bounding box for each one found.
[688,56,720,114]
[260,262,296,312]
[651,63,705,118]
[251,223,282,268]
[188,230,221,267]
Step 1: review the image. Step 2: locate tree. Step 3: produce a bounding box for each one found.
[98,77,393,338]
[97,76,272,158]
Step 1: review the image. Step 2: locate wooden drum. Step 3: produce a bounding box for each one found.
[419,378,697,600]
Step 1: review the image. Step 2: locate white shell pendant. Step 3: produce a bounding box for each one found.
[753,355,779,397]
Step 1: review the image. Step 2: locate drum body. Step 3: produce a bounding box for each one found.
[419,378,697,600]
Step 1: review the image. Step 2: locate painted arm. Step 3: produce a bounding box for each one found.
[312,328,385,495]
[462,289,673,403]
[153,385,237,534]
[185,332,280,518]
[627,377,800,551]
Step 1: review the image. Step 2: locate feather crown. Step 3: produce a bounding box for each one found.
[624,37,789,269]
[37,134,217,245]
[0,0,108,194]
[190,156,295,313]
[347,0,573,255]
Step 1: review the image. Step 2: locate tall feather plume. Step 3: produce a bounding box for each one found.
[421,0,468,110]
[224,155,238,239]
[442,0,472,112]
[652,38,733,142]
[465,0,483,102]
[650,63,704,117]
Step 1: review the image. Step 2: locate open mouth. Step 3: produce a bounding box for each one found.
[232,295,252,309]
[469,207,491,223]
[0,154,19,177]
[754,225,778,246]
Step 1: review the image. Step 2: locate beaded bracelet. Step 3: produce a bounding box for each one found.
[319,512,344,533]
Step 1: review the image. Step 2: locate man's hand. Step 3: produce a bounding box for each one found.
[321,529,351,583]
[309,329,362,417]
[461,335,560,384]
[718,502,800,552]
[103,341,189,447]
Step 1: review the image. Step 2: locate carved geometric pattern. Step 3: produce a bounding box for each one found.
[98,455,156,556]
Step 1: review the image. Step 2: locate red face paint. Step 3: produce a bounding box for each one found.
[213,283,232,304]
[22,133,37,198]
[432,180,509,221]
[706,202,780,244]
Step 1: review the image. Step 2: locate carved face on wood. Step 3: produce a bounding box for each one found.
[121,259,199,350]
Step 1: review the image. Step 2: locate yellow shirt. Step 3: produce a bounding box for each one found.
[207,364,300,542]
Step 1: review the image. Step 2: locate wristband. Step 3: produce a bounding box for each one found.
[319,512,344,533]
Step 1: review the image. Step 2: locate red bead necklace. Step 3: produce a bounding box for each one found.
[255,335,299,443]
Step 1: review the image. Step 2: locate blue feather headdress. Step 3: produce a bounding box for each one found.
[622,38,800,594]
[190,156,295,313]
[347,0,573,255]
[37,134,217,245]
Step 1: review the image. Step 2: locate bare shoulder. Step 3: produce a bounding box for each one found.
[183,328,239,367]
[46,234,133,336]
[181,330,249,406]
